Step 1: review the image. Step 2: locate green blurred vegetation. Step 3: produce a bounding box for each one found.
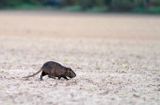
[0,0,160,13]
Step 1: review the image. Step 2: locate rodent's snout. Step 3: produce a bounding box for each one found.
[68,70,76,78]
[74,73,76,77]
[72,72,76,78]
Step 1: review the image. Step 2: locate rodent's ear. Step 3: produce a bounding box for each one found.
[66,68,73,74]
[66,68,71,74]
[67,67,71,70]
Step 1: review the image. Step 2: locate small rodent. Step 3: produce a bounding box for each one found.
[23,61,76,80]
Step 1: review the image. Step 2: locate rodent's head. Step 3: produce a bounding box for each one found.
[66,67,76,78]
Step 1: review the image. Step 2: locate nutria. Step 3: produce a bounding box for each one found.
[23,61,76,80]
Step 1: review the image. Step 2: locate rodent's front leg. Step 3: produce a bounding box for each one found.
[62,76,69,80]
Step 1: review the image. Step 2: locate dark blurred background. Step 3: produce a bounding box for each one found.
[0,0,160,14]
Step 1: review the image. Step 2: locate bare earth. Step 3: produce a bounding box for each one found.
[0,11,160,105]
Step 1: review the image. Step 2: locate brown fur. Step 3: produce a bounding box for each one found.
[23,61,76,80]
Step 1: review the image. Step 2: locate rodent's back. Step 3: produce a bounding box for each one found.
[41,61,66,75]
[41,61,62,69]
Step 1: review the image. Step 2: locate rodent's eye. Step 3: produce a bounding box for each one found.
[68,71,71,75]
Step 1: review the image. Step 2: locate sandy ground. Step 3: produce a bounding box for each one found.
[0,11,160,105]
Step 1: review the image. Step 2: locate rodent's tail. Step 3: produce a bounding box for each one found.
[22,69,42,78]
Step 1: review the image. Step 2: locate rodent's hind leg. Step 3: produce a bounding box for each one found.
[40,71,47,80]
[48,75,56,79]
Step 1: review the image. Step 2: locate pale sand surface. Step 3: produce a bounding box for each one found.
[0,11,159,105]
